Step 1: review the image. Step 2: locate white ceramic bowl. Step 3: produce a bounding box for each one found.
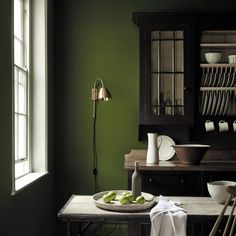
[204,52,222,64]
[228,55,236,64]
[207,180,236,203]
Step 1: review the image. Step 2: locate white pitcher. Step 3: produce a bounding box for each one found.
[146,133,159,164]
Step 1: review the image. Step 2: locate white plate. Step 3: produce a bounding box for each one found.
[208,69,214,86]
[204,68,210,86]
[219,92,226,115]
[223,91,231,115]
[92,190,157,212]
[230,71,236,87]
[210,91,217,116]
[222,70,227,86]
[200,91,205,114]
[206,91,213,115]
[202,91,209,116]
[216,68,223,87]
[157,135,175,161]
[215,91,222,116]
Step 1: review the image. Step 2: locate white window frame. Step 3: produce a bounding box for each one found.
[13,0,30,180]
[12,0,48,194]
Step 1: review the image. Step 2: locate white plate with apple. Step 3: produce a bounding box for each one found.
[93,190,157,212]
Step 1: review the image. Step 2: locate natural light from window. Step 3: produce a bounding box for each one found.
[14,0,30,179]
[12,0,48,193]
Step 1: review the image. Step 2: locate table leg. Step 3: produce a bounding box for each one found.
[128,222,141,236]
[66,221,71,236]
[77,222,91,236]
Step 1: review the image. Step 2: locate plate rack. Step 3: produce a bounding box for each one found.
[199,65,236,116]
[200,30,236,117]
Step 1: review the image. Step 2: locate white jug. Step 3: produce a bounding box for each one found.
[146,133,159,164]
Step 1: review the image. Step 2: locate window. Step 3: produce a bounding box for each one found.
[14,0,30,179]
[12,0,48,193]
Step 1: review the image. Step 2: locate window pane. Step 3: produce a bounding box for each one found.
[160,74,173,115]
[15,161,30,179]
[14,67,27,114]
[175,40,184,72]
[161,31,173,39]
[175,31,183,39]
[175,74,184,115]
[14,69,19,112]
[14,38,23,67]
[151,41,159,72]
[14,0,23,40]
[15,114,27,160]
[160,40,173,72]
[18,70,27,113]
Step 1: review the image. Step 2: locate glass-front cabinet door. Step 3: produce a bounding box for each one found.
[134,13,195,126]
[151,30,184,117]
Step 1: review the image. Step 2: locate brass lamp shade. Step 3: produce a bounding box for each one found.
[98,87,111,101]
[92,77,112,118]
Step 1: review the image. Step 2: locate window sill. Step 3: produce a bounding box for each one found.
[12,172,48,195]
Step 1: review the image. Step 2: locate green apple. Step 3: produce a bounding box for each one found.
[107,191,116,201]
[135,196,145,204]
[126,193,134,202]
[119,195,129,205]
[122,191,130,196]
[103,194,111,203]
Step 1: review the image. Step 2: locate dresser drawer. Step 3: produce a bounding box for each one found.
[141,171,201,196]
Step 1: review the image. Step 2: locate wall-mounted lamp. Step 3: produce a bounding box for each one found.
[92,78,111,117]
[91,78,111,193]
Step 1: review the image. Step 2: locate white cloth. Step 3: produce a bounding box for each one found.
[150,196,187,236]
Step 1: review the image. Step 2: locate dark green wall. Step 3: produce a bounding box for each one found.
[2,0,236,235]
[54,0,236,209]
[0,1,55,235]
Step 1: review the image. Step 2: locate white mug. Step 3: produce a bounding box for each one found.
[205,120,215,132]
[219,120,229,132]
[228,55,236,64]
[233,120,236,132]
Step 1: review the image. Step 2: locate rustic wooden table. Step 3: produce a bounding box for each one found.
[58,195,232,236]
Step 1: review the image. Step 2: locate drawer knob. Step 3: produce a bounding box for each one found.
[149,178,153,183]
[180,179,185,184]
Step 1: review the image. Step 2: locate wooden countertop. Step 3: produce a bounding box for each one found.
[124,149,236,171]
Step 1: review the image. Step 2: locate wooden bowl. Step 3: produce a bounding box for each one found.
[171,144,210,165]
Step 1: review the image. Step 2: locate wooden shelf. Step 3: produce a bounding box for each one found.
[200,87,236,91]
[201,43,236,48]
[202,30,236,35]
[200,63,236,68]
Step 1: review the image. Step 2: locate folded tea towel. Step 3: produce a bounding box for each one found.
[150,195,187,236]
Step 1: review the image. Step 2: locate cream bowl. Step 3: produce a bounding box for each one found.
[204,52,222,64]
[207,180,236,204]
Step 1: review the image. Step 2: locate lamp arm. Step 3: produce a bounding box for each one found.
[92,78,105,101]
[93,78,104,89]
[93,107,98,192]
[92,100,97,118]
